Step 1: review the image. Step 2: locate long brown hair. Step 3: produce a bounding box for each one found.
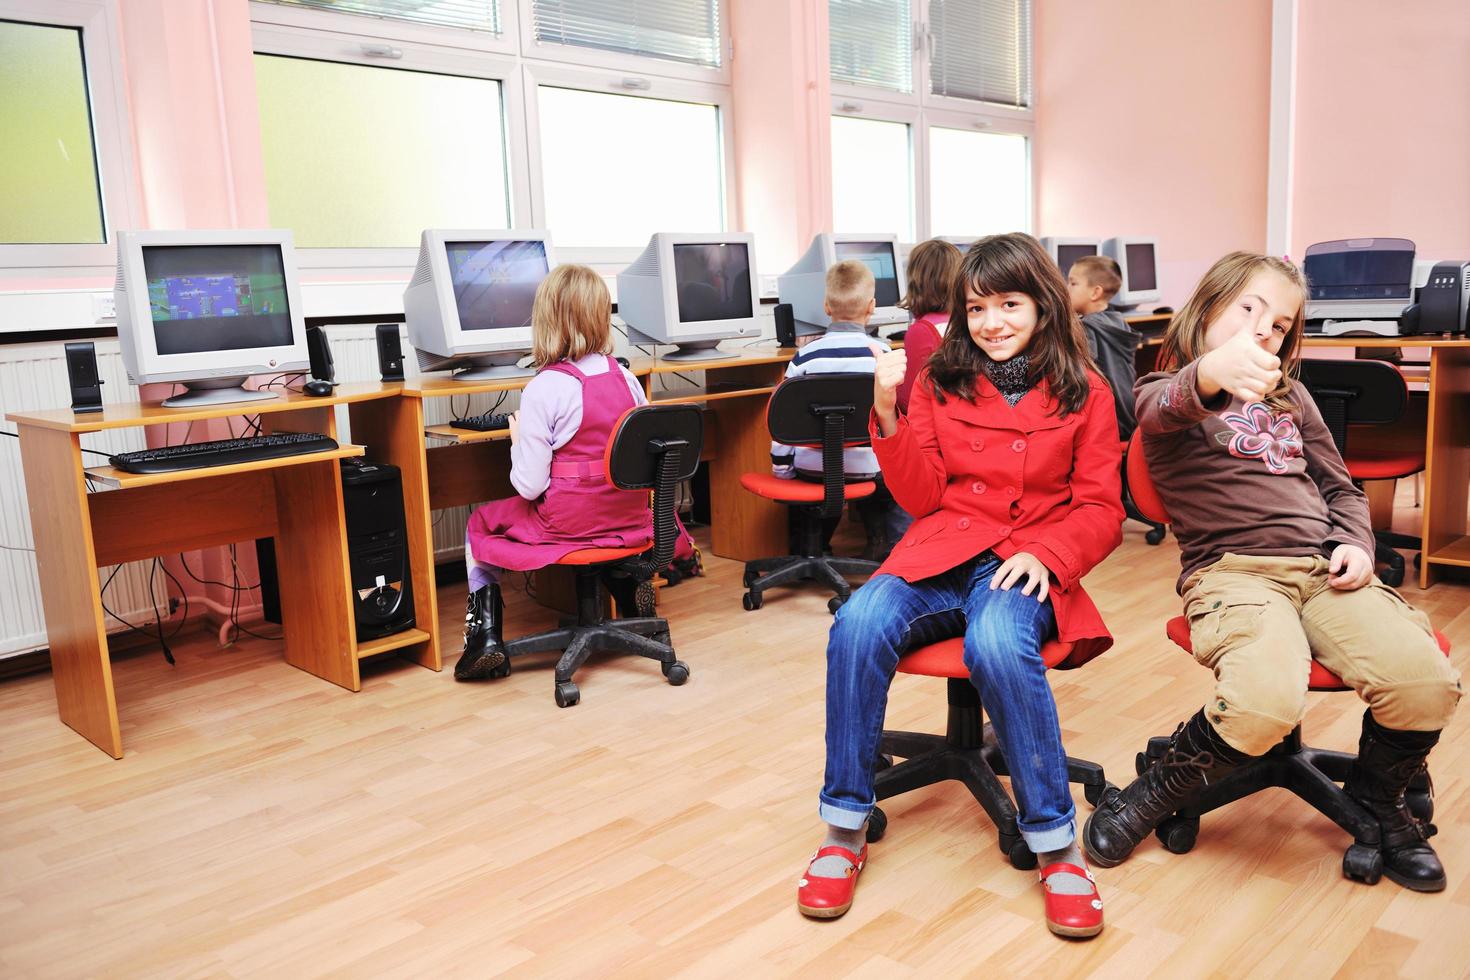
[899,238,962,319]
[1158,252,1307,414]
[926,232,1095,417]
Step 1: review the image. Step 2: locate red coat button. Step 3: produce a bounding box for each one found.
[1012,439,1027,452]
[972,481,986,494]
[998,525,1012,537]
[971,438,985,451]
[957,518,971,530]
[1005,486,1016,496]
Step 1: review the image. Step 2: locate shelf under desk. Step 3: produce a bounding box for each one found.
[83,444,366,489]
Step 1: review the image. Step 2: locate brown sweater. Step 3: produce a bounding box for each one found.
[1135,361,1375,593]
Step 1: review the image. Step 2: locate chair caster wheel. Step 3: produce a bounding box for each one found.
[554,681,580,708]
[1343,842,1383,884]
[662,660,689,686]
[1003,835,1036,870]
[865,806,888,843]
[1145,526,1166,545]
[1380,566,1404,587]
[742,570,757,588]
[742,591,762,611]
[1156,815,1199,854]
[828,595,848,614]
[1413,552,1422,570]
[1083,780,1108,807]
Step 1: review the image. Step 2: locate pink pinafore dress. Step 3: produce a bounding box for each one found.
[466,356,651,572]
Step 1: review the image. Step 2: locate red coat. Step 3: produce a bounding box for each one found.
[871,369,1124,667]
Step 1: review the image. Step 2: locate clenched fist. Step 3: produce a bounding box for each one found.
[872,343,907,436]
[1198,322,1283,404]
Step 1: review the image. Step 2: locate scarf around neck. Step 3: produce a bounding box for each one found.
[982,352,1033,406]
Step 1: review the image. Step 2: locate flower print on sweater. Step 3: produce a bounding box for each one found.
[1215,402,1303,475]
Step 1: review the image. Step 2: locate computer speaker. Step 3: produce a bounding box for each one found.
[306,325,335,382]
[774,303,796,348]
[64,341,104,413]
[376,323,405,381]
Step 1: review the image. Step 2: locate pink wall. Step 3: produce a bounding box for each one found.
[1033,1,1274,305]
[1290,0,1470,260]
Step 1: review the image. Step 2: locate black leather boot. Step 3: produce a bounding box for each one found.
[1343,710,1444,892]
[454,585,509,680]
[1084,708,1252,867]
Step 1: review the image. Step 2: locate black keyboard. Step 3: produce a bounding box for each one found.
[450,413,511,432]
[109,432,339,474]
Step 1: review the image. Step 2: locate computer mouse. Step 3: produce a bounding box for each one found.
[1153,306,1174,315]
[303,379,333,397]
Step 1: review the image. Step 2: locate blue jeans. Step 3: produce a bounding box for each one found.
[820,554,1075,852]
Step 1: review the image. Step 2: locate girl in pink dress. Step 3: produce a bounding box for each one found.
[456,264,651,680]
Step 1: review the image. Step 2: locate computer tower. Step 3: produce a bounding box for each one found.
[341,459,415,639]
[256,459,415,639]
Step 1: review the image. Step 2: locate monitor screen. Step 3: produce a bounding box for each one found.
[447,240,550,331]
[834,241,901,308]
[1125,243,1158,291]
[673,242,753,323]
[143,244,294,356]
[1056,243,1098,272]
[1304,248,1415,300]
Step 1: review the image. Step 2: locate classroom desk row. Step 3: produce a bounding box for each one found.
[8,337,1468,757]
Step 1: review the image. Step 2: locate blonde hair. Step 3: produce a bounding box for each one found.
[531,264,612,367]
[900,239,963,318]
[1159,251,1308,414]
[825,259,876,321]
[1070,255,1122,300]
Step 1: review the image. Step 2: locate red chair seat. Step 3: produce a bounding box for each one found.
[1345,448,1427,481]
[896,636,1075,678]
[1165,615,1450,691]
[740,472,876,502]
[557,543,651,565]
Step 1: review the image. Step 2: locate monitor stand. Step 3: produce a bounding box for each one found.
[161,377,280,408]
[452,351,534,381]
[660,339,731,361]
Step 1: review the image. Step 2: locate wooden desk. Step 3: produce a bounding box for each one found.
[7,382,440,758]
[1134,334,1470,588]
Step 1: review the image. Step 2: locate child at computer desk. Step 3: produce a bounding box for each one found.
[456,264,651,681]
[797,233,1123,938]
[895,238,963,415]
[1085,252,1460,893]
[1067,254,1142,440]
[772,260,901,561]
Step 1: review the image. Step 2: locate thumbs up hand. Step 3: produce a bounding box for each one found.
[871,343,907,433]
[1198,321,1282,403]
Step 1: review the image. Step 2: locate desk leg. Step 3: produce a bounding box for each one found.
[348,397,440,671]
[1420,346,1470,588]
[272,459,359,689]
[707,397,786,562]
[17,427,121,758]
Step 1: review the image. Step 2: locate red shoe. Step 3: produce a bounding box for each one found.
[1039,861,1104,938]
[797,844,868,919]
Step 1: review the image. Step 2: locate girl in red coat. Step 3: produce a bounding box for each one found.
[796,233,1124,938]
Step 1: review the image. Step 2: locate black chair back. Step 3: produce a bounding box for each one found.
[1297,359,1407,454]
[607,404,703,569]
[766,373,875,519]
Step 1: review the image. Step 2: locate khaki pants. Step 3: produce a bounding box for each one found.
[1181,553,1461,756]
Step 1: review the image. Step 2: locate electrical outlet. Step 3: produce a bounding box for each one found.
[92,292,116,321]
[759,274,779,298]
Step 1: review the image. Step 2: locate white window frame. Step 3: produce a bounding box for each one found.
[522,60,735,266]
[829,3,1035,242]
[250,0,737,275]
[0,0,140,276]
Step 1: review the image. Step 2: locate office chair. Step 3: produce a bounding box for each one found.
[501,404,703,708]
[865,636,1109,869]
[1298,359,1424,586]
[1124,430,1445,884]
[1121,440,1167,545]
[739,373,880,613]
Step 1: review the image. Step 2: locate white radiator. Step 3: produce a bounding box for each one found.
[0,341,170,659]
[321,325,517,563]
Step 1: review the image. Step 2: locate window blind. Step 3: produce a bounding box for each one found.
[928,0,1031,108]
[532,0,722,68]
[829,0,913,94]
[260,0,501,35]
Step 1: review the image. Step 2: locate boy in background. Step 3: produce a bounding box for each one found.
[1068,254,1142,440]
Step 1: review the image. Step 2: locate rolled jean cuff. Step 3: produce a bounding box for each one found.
[819,795,871,831]
[1020,816,1075,854]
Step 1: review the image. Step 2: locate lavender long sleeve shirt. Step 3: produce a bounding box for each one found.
[510,352,646,500]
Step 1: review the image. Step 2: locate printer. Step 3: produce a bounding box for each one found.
[1303,238,1468,337]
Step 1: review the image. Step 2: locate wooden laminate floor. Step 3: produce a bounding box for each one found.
[2,502,1470,978]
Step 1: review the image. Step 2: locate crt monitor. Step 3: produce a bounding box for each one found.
[403,230,553,381]
[114,229,309,408]
[1041,237,1102,273]
[1102,237,1161,309]
[778,233,906,333]
[617,232,760,361]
